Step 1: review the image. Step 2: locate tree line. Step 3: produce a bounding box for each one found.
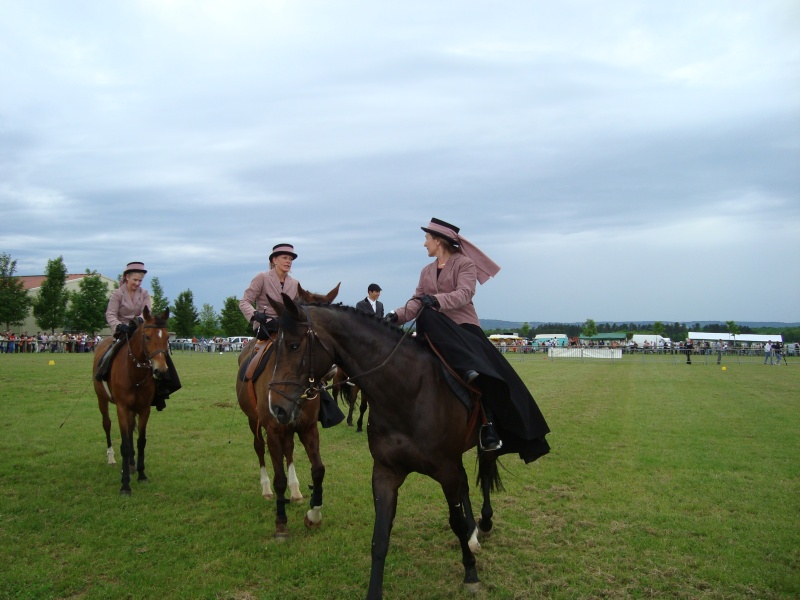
[3,253,796,342]
[0,253,251,338]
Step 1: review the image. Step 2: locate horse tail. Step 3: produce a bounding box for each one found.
[476,449,504,493]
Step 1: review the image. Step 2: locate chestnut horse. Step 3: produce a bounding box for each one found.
[92,306,171,495]
[234,284,340,539]
[267,297,501,599]
[331,367,368,432]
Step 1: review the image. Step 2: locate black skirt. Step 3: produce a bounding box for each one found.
[415,308,550,462]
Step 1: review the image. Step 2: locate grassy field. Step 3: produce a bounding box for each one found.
[0,351,797,599]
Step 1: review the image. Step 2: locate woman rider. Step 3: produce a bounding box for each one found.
[95,261,181,411]
[239,244,300,339]
[388,219,550,462]
[239,244,344,427]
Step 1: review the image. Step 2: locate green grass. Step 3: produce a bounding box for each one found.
[0,352,797,599]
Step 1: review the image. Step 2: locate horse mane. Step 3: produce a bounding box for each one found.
[304,302,425,346]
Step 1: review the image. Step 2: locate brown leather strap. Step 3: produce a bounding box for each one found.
[246,339,273,413]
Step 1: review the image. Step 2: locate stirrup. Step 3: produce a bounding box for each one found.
[479,423,503,452]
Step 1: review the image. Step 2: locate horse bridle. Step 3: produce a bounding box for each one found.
[268,306,336,412]
[267,303,417,409]
[126,324,169,370]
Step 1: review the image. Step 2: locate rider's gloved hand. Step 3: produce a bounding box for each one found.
[251,311,268,325]
[115,323,130,335]
[385,312,398,324]
[421,295,440,309]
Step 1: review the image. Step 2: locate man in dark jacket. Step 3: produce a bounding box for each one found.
[355,283,384,318]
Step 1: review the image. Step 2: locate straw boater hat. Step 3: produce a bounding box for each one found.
[123,262,147,275]
[420,218,502,285]
[269,243,298,261]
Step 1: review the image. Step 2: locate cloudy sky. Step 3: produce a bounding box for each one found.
[2,0,798,324]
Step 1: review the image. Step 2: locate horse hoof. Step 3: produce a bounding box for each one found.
[290,496,304,503]
[138,476,149,483]
[463,582,481,595]
[356,427,363,433]
[304,515,322,529]
[120,488,132,496]
[477,518,493,536]
[274,526,289,540]
[262,493,274,500]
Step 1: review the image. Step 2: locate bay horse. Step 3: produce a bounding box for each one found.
[234,284,340,539]
[92,306,171,495]
[267,296,501,599]
[331,367,367,432]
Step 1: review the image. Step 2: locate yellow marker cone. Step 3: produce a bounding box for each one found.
[48,360,55,366]
[721,366,727,371]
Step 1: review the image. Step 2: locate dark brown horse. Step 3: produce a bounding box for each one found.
[331,367,368,432]
[234,284,340,539]
[92,306,171,495]
[267,296,500,599]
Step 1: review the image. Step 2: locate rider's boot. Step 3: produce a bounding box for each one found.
[480,406,503,452]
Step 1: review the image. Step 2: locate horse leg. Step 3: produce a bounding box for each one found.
[346,398,355,427]
[136,410,150,483]
[367,461,407,600]
[98,395,116,465]
[458,464,480,553]
[356,394,367,433]
[116,407,134,495]
[298,425,325,529]
[266,429,290,539]
[280,433,303,502]
[477,450,496,536]
[439,463,480,591]
[247,417,272,499]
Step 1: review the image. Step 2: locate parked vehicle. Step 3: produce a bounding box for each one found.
[169,338,193,351]
[228,336,253,351]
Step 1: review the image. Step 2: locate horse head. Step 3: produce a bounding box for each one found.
[134,305,171,380]
[266,293,335,425]
[297,282,340,304]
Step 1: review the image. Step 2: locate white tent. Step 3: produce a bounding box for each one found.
[688,332,782,343]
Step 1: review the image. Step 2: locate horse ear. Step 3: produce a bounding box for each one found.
[143,305,151,320]
[280,293,302,320]
[323,282,341,303]
[161,307,170,321]
[267,295,285,316]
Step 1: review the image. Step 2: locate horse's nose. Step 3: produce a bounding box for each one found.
[153,367,169,380]
[272,404,291,425]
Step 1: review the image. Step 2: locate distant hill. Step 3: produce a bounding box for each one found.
[480,319,800,331]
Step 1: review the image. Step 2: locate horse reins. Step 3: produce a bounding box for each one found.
[125,324,169,387]
[269,301,419,404]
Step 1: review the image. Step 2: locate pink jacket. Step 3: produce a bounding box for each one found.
[106,286,152,330]
[394,252,480,327]
[239,269,300,330]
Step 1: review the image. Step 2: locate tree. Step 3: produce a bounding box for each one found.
[66,270,110,336]
[0,253,33,330]
[519,322,530,338]
[150,277,170,314]
[582,318,598,338]
[170,289,199,338]
[219,296,250,336]
[196,303,220,338]
[652,321,665,337]
[32,256,70,333]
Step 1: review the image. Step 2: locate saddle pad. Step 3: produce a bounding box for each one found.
[442,367,473,412]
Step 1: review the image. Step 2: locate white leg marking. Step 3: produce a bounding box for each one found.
[468,526,481,553]
[287,462,303,501]
[260,466,273,499]
[306,505,323,525]
[106,446,117,465]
